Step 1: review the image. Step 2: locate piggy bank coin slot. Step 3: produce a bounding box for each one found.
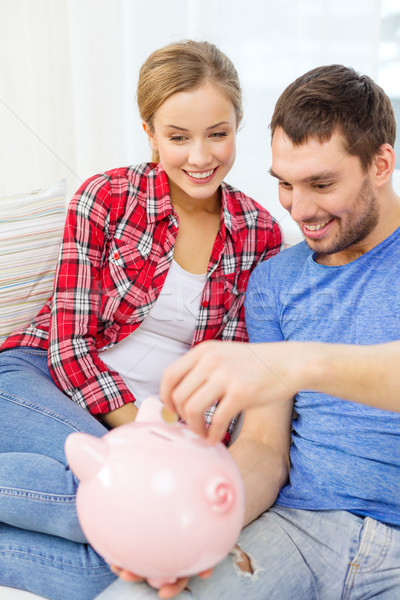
[149,427,177,442]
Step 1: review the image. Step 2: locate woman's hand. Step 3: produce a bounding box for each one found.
[109,565,213,598]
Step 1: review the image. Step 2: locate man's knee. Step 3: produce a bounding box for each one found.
[231,545,261,579]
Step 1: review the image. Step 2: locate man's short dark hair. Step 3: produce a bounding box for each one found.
[270,64,396,170]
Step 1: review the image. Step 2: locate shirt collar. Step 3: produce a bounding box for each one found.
[219,182,239,242]
[145,163,175,223]
[146,163,239,240]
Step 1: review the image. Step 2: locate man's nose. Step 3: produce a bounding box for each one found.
[289,188,318,223]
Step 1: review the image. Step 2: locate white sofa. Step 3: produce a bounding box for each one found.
[0,181,67,600]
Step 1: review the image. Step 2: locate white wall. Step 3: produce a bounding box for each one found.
[1,0,396,244]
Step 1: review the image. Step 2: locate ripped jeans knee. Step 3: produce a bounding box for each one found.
[231,544,263,580]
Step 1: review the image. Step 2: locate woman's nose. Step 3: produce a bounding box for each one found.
[187,141,212,167]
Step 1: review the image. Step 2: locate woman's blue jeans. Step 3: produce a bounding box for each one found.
[0,347,117,599]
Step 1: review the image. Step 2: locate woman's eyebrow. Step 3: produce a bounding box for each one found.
[163,124,188,131]
[163,121,231,131]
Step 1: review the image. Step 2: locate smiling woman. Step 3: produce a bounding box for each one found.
[142,82,237,274]
[0,39,281,600]
[144,82,237,207]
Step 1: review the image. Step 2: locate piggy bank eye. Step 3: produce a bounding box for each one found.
[206,477,235,513]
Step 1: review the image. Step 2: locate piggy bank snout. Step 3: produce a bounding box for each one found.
[65,432,107,482]
[206,476,236,514]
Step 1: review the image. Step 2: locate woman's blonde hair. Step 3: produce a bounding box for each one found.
[137,40,243,162]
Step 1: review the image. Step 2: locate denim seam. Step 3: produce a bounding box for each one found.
[0,487,76,503]
[16,348,48,356]
[0,389,84,433]
[0,548,111,572]
[355,523,392,574]
[341,518,392,599]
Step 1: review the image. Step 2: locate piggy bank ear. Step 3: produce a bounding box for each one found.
[65,433,107,482]
[136,396,165,424]
[206,476,235,514]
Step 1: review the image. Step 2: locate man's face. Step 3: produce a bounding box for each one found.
[270,127,381,265]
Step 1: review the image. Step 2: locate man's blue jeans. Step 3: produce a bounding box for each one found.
[97,507,400,600]
[0,347,117,599]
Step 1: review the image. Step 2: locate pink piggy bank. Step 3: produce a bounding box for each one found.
[65,396,245,588]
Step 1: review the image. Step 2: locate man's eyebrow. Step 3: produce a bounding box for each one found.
[269,167,339,182]
[269,168,281,179]
[302,171,339,183]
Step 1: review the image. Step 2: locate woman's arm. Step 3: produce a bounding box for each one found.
[48,174,138,419]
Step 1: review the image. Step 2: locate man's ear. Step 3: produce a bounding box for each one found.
[142,121,158,151]
[372,143,396,187]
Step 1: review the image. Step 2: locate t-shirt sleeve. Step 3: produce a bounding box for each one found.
[244,261,284,343]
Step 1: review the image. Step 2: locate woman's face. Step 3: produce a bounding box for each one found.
[144,81,237,206]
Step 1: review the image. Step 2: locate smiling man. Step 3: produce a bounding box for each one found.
[269,132,382,262]
[269,67,398,266]
[158,65,400,600]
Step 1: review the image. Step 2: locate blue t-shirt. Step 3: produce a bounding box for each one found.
[245,227,400,526]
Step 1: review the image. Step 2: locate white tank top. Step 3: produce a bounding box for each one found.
[100,260,207,407]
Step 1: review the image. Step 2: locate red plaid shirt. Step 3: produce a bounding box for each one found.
[2,163,281,441]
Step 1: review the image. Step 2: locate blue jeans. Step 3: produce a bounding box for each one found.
[96,505,400,599]
[0,347,117,599]
[3,350,400,600]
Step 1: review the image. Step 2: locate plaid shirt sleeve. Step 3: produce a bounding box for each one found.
[47,172,140,416]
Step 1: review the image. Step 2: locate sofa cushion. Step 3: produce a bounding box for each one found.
[0,180,67,340]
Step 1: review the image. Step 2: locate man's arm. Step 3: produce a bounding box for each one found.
[161,339,400,444]
[298,339,400,411]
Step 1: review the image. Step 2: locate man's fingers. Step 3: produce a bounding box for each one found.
[160,345,206,411]
[207,395,241,444]
[160,341,251,443]
[175,375,228,438]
